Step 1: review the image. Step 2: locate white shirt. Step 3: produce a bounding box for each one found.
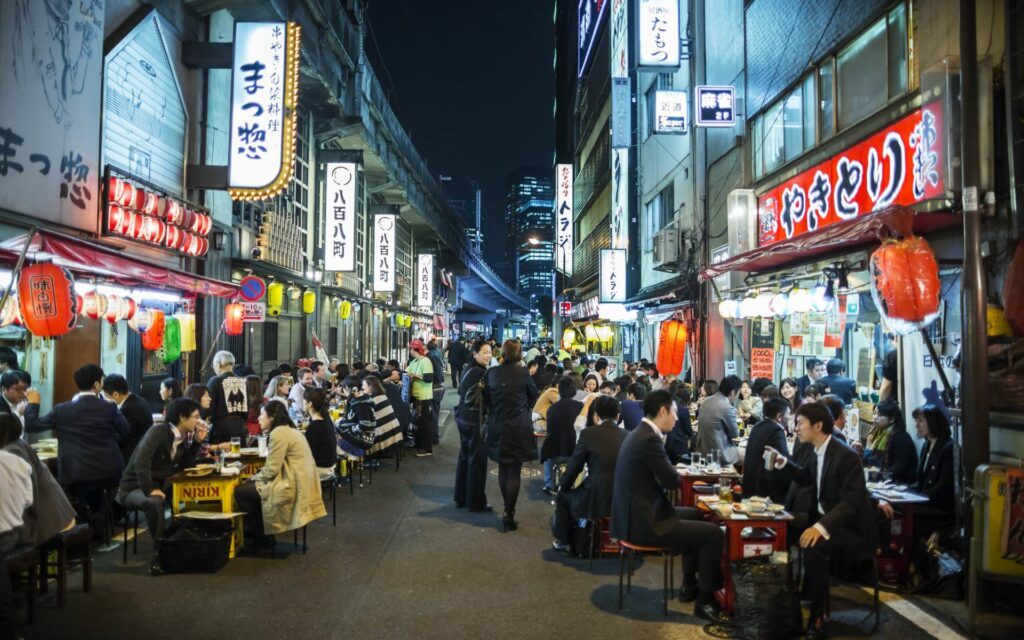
[73,391,99,402]
[0,450,33,535]
[813,435,833,539]
[170,425,183,461]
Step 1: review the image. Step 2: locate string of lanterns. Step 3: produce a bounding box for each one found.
[106,175,212,257]
[718,284,836,320]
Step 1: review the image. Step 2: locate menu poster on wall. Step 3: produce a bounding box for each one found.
[824,296,848,349]
[750,319,776,380]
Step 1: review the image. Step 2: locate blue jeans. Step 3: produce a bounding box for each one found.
[543,459,554,489]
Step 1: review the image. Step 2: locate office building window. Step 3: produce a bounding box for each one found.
[644,184,673,251]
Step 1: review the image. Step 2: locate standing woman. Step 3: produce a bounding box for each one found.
[484,339,539,531]
[454,339,494,511]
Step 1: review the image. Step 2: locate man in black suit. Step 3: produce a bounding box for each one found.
[0,370,31,431]
[0,346,18,373]
[796,358,825,394]
[552,395,626,552]
[25,364,130,521]
[768,402,878,638]
[102,374,154,464]
[611,390,727,623]
[619,382,646,431]
[816,358,858,405]
[741,397,791,503]
[541,377,585,494]
[116,398,206,575]
[447,338,468,389]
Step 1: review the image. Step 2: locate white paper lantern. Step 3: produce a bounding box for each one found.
[755,292,774,318]
[770,292,790,317]
[718,299,738,319]
[811,285,833,312]
[739,296,759,319]
[789,287,811,313]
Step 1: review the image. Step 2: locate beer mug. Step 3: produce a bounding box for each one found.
[230,437,241,455]
[764,448,778,471]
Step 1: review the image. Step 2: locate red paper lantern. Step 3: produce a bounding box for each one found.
[117,182,136,208]
[120,297,137,322]
[16,263,78,338]
[164,225,181,249]
[141,309,165,350]
[81,290,107,320]
[142,216,165,244]
[656,318,688,377]
[104,295,121,323]
[141,191,159,215]
[869,235,940,332]
[224,302,244,336]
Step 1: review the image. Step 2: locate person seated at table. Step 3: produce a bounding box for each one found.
[910,405,955,538]
[264,375,293,406]
[184,383,213,420]
[741,397,791,503]
[575,381,618,433]
[0,445,33,640]
[102,374,154,464]
[552,396,626,553]
[159,378,182,408]
[817,358,857,405]
[302,389,337,479]
[664,380,694,463]
[234,400,326,550]
[541,378,585,495]
[694,375,741,465]
[611,390,727,623]
[0,413,76,547]
[116,398,207,575]
[690,379,717,417]
[736,380,762,423]
[864,401,917,485]
[801,382,827,406]
[531,377,561,434]
[363,375,403,457]
[336,375,377,460]
[768,403,878,639]
[619,383,646,432]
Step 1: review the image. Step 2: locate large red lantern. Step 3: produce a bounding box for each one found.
[224,302,244,336]
[656,318,688,376]
[870,235,941,335]
[16,263,78,338]
[141,309,165,350]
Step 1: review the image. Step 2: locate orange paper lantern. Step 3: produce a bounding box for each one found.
[224,302,244,336]
[141,309,165,350]
[656,318,688,376]
[16,263,78,338]
[870,235,941,333]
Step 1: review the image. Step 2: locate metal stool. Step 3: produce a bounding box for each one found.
[4,545,38,624]
[617,540,675,616]
[38,523,92,607]
[292,526,307,554]
[121,509,141,565]
[320,475,338,526]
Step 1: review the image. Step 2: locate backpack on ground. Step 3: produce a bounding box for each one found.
[731,557,804,640]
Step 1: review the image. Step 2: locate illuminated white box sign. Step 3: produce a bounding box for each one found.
[324,162,357,272]
[610,0,630,253]
[373,214,396,293]
[695,85,736,127]
[555,164,574,275]
[417,254,434,307]
[638,0,680,69]
[655,90,687,134]
[228,22,301,201]
[600,249,627,303]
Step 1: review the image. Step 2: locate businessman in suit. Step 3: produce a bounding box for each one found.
[618,382,646,431]
[102,374,154,464]
[552,395,627,551]
[768,402,878,639]
[611,390,727,623]
[0,370,31,431]
[741,397,791,503]
[816,359,858,405]
[117,398,206,575]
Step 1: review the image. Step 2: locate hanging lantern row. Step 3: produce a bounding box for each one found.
[718,285,835,320]
[106,175,211,257]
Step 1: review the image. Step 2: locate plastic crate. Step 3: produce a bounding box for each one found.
[158,518,233,574]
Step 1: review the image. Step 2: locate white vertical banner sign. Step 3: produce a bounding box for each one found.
[324,162,357,271]
[417,254,434,307]
[373,214,396,292]
[610,0,630,253]
[637,0,681,69]
[229,23,288,189]
[600,249,627,303]
[555,164,574,275]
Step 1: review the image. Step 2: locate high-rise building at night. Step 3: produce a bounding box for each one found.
[504,167,554,304]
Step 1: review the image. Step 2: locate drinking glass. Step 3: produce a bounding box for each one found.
[230,437,241,455]
[693,453,703,469]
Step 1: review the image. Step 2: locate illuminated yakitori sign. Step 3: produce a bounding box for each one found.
[373,213,396,293]
[324,162,357,272]
[417,254,434,307]
[555,164,574,275]
[228,22,302,201]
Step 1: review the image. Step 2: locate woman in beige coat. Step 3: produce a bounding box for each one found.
[234,400,326,548]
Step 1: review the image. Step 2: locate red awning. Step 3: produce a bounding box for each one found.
[699,207,961,281]
[0,229,239,298]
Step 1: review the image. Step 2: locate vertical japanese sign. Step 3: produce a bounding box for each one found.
[0,0,105,232]
[417,254,434,307]
[611,79,632,149]
[228,22,301,200]
[373,214,396,293]
[555,164,574,275]
[637,0,680,69]
[577,0,609,78]
[695,85,736,127]
[324,162,357,272]
[654,90,687,134]
[609,0,630,253]
[599,249,626,303]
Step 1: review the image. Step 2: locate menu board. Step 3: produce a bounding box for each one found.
[750,320,776,380]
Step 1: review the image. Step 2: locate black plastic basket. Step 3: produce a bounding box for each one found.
[158,518,233,574]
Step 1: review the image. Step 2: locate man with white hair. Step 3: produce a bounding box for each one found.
[206,350,248,444]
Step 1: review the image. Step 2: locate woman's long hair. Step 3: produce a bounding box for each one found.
[779,377,803,411]
[262,400,295,431]
[263,375,289,400]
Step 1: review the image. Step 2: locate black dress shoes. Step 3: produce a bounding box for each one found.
[693,602,730,624]
[149,558,165,576]
[805,615,828,639]
[678,585,699,603]
[468,504,493,512]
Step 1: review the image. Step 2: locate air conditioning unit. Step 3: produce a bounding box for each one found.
[727,189,758,257]
[652,227,680,272]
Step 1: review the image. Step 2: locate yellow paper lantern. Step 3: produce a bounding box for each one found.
[268,282,284,308]
[561,328,576,350]
[302,290,316,314]
[339,300,352,320]
[268,306,281,317]
[174,312,197,352]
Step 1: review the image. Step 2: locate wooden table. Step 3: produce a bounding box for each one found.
[871,488,929,583]
[675,468,741,506]
[700,500,793,613]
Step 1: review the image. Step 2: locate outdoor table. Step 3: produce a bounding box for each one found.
[224,449,267,479]
[870,487,929,583]
[674,466,741,507]
[698,498,793,613]
[168,471,244,557]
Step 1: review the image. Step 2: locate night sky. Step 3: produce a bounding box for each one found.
[365,0,555,265]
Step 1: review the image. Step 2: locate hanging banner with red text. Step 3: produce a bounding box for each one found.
[757,101,945,247]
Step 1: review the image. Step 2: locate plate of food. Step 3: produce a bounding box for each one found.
[184,467,213,477]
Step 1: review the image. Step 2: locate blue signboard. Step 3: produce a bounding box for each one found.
[578,0,609,78]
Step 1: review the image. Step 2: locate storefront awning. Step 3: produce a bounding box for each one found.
[0,229,239,298]
[698,207,961,281]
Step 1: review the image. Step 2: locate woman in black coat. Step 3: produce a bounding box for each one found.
[484,340,539,531]
[911,405,956,538]
[879,401,918,485]
[453,339,493,512]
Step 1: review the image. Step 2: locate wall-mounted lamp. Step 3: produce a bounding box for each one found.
[213,230,228,252]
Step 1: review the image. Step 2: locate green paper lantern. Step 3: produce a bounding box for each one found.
[162,316,182,363]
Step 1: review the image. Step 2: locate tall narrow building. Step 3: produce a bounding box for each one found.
[504,167,555,304]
